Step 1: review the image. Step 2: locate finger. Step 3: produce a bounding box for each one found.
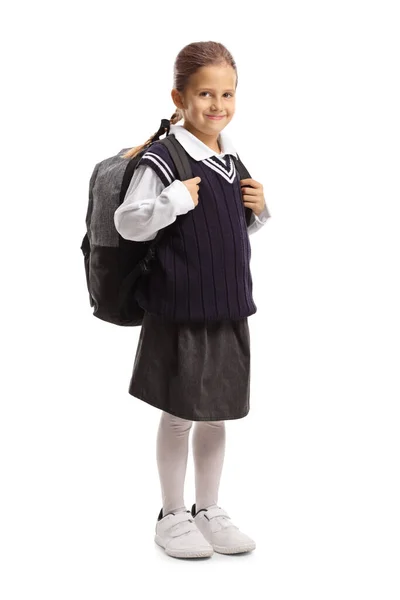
[240,178,261,188]
[242,196,258,204]
[240,177,258,185]
[241,187,259,196]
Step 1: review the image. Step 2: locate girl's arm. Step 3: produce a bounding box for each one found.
[114,164,194,242]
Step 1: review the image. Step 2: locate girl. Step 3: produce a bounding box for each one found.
[114,41,270,559]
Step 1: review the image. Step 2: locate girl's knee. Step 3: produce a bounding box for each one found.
[161,411,193,432]
[199,420,225,428]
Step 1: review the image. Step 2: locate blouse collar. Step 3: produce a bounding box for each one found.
[168,123,238,161]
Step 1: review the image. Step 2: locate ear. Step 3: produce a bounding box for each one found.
[171,88,184,110]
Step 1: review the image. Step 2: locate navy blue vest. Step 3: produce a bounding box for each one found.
[134,141,257,323]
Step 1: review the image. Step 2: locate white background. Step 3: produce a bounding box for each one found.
[1,1,399,598]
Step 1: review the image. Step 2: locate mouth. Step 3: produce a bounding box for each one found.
[205,115,226,120]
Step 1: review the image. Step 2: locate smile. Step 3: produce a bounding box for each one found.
[206,115,226,120]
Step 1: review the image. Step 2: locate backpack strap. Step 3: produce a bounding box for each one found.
[232,154,253,227]
[232,153,250,179]
[157,134,193,181]
[118,121,181,205]
[143,132,193,248]
[141,132,193,247]
[151,118,171,142]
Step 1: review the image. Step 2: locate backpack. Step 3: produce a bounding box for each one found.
[80,118,254,327]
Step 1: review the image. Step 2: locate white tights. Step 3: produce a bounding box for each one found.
[156,411,226,516]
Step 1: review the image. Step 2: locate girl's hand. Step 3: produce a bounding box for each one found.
[240,178,266,217]
[182,176,201,207]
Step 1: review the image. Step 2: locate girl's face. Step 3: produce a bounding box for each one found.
[172,64,237,137]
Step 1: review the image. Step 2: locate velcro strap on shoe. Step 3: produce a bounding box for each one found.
[204,506,230,520]
[169,520,198,538]
[158,511,195,537]
[203,506,237,533]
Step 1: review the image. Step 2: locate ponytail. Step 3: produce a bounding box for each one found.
[121,108,183,160]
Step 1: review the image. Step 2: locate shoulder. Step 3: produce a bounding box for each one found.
[136,141,178,187]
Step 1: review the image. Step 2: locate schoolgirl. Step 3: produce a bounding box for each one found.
[114,41,270,559]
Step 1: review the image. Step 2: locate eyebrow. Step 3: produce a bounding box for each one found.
[195,88,235,93]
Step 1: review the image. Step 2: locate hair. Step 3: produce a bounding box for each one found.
[122,41,238,160]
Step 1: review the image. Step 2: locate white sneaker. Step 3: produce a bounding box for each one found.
[155,507,214,558]
[191,504,256,554]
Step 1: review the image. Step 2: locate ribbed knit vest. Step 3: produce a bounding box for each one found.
[134,140,257,323]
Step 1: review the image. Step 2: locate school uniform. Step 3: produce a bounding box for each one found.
[114,124,270,421]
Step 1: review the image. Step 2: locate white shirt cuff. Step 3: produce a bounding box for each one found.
[254,205,271,224]
[166,179,195,215]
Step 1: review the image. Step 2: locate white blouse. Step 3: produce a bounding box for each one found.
[114,123,271,242]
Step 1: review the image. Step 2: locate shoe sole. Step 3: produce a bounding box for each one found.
[154,535,214,558]
[212,542,256,554]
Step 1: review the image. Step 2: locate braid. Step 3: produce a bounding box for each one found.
[121,132,156,160]
[170,108,183,125]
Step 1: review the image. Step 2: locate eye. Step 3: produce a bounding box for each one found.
[199,92,233,98]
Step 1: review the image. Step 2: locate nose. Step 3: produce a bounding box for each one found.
[211,100,223,111]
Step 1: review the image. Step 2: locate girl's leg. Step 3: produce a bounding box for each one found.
[156,411,193,516]
[192,420,226,511]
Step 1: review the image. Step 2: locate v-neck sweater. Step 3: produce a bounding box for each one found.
[114,124,271,322]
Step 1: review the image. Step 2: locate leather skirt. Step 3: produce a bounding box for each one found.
[128,311,251,421]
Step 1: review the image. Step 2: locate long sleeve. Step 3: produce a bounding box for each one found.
[247,203,271,236]
[114,164,195,242]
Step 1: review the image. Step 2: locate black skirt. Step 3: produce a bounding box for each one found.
[128,311,251,421]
